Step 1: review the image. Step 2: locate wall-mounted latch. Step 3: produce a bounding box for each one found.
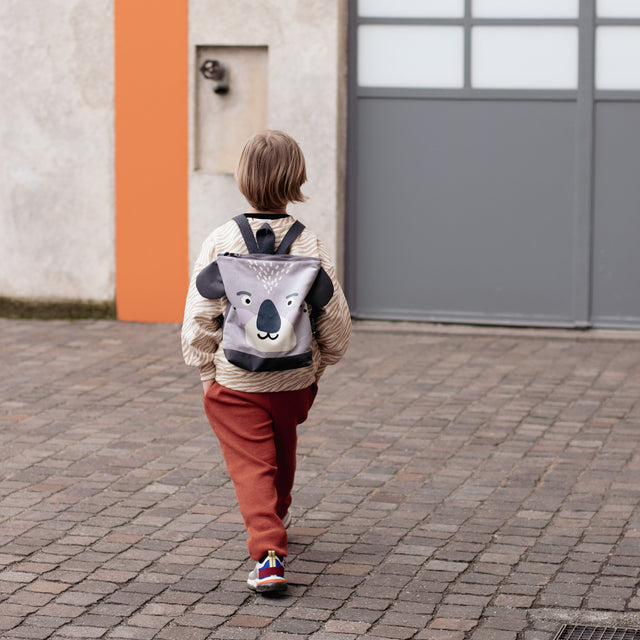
[200,59,229,94]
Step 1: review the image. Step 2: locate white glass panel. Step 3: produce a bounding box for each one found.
[472,27,578,89]
[473,0,578,18]
[358,25,464,88]
[359,0,464,18]
[596,27,640,89]
[597,0,640,17]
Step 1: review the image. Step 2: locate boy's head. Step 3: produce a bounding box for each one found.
[236,130,307,212]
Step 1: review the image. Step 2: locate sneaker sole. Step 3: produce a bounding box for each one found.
[249,579,287,594]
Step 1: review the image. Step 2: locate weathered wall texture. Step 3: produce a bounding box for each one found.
[0,0,115,302]
[189,0,348,276]
[0,1,347,309]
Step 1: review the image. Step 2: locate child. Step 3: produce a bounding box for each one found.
[181,130,351,593]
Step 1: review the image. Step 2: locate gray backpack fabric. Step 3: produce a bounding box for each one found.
[196,215,334,372]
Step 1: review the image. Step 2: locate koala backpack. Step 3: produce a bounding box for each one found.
[195,215,334,372]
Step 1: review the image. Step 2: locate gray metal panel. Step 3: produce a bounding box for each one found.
[353,99,577,325]
[591,102,640,327]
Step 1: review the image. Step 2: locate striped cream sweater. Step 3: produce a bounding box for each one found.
[181,215,352,392]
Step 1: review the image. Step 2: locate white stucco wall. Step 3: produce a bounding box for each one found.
[189,0,348,277]
[0,0,115,302]
[0,1,346,305]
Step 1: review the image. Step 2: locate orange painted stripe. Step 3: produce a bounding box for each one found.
[114,0,189,322]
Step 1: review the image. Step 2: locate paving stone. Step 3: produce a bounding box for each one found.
[106,627,158,639]
[332,607,384,624]
[269,617,323,634]
[415,631,466,640]
[323,620,371,634]
[367,623,419,639]
[0,617,23,631]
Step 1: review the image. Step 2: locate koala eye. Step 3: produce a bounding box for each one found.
[237,291,252,306]
[286,293,299,307]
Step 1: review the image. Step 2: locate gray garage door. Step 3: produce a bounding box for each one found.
[346,0,640,328]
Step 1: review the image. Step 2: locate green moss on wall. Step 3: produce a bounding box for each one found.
[0,297,116,320]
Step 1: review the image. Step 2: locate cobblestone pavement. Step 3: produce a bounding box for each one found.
[2,318,640,640]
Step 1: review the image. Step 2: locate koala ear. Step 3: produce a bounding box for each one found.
[306,268,334,309]
[195,261,226,299]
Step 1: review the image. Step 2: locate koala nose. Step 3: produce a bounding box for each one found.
[257,299,281,334]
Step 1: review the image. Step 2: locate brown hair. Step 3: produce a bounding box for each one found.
[235,130,307,212]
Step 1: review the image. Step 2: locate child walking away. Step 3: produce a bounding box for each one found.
[181,131,351,594]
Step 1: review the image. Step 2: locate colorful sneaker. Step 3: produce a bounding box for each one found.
[247,551,287,593]
[281,511,292,530]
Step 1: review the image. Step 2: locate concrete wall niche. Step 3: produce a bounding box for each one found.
[195,45,268,173]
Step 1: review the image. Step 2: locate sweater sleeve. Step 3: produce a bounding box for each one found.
[313,240,352,377]
[181,236,227,381]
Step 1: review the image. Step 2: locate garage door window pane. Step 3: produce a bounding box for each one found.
[359,0,464,18]
[358,25,464,88]
[596,27,640,89]
[472,27,578,89]
[473,0,578,18]
[597,0,640,17]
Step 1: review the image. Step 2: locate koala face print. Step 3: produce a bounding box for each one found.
[230,286,300,353]
[225,259,313,355]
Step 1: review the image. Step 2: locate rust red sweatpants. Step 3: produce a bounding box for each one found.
[203,382,317,560]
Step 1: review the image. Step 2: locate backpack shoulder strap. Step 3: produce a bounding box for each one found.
[233,215,260,253]
[276,220,306,255]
